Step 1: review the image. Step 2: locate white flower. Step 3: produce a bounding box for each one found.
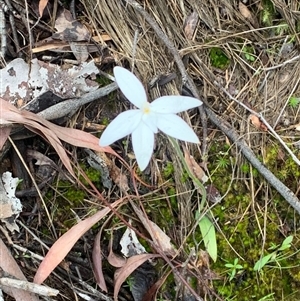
[99,66,203,171]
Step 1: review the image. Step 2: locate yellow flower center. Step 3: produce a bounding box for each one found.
[142,102,151,114]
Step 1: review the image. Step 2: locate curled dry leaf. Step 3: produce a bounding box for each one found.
[130,202,177,257]
[0,127,11,150]
[184,147,208,183]
[108,237,127,268]
[92,230,108,292]
[114,254,161,301]
[0,99,125,178]
[249,114,268,131]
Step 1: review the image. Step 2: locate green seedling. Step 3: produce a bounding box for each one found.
[225,258,244,281]
[288,96,300,108]
[254,235,293,272]
[242,46,256,62]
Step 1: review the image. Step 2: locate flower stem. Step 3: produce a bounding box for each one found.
[168,137,207,211]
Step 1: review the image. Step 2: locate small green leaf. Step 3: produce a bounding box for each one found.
[253,253,274,271]
[278,235,293,251]
[197,212,217,262]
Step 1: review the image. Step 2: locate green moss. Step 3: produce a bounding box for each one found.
[209,47,230,70]
[163,162,175,178]
[199,139,300,298]
[260,0,276,26]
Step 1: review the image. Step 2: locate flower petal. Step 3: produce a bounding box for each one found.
[150,95,202,114]
[156,114,199,143]
[142,111,158,133]
[99,110,142,146]
[114,66,148,108]
[132,122,155,171]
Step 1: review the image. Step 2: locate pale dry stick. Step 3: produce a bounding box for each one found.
[12,244,45,261]
[36,82,118,120]
[262,54,300,72]
[0,278,59,297]
[214,80,300,167]
[125,0,300,214]
[0,1,6,56]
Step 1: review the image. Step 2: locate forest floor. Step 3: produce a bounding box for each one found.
[1,1,300,300]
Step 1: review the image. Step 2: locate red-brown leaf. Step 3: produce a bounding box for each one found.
[34,199,124,284]
[38,0,49,17]
[114,254,160,301]
[92,230,108,292]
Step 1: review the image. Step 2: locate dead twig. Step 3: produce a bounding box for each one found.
[37,82,117,120]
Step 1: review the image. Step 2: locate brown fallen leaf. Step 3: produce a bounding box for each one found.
[38,0,49,17]
[53,9,91,42]
[114,254,161,301]
[184,11,199,40]
[249,114,268,131]
[184,147,208,184]
[238,2,259,28]
[130,202,177,257]
[92,230,108,292]
[34,198,124,284]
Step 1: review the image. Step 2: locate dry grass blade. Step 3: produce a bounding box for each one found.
[34,198,124,285]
